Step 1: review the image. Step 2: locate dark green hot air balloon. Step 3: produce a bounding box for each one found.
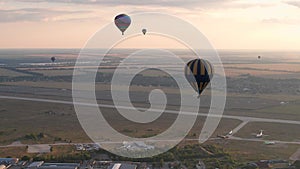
[184,58,214,97]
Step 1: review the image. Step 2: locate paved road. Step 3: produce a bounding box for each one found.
[1,95,300,125]
[1,136,299,149]
[231,120,249,135]
[0,95,299,148]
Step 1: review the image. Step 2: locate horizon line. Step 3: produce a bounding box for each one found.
[0,48,300,52]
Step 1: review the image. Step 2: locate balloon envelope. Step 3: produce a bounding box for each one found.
[142,28,147,35]
[184,59,214,95]
[51,57,56,62]
[114,14,131,35]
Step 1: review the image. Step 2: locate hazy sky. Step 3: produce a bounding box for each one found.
[0,0,300,50]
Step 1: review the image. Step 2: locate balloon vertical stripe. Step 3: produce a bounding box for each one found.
[185,58,214,96]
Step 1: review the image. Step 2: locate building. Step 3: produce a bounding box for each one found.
[27,161,44,168]
[38,163,79,169]
[196,160,206,169]
[108,163,137,169]
[122,141,154,151]
[0,158,19,166]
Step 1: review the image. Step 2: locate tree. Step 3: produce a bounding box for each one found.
[160,159,164,168]
[21,155,30,161]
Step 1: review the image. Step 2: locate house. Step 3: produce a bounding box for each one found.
[38,163,79,169]
[27,161,44,168]
[108,163,137,169]
[0,158,19,166]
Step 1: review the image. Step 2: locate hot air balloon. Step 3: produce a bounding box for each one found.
[51,56,56,62]
[184,59,214,97]
[142,28,147,35]
[258,56,261,59]
[114,14,131,35]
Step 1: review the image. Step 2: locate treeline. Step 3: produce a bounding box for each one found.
[0,75,72,82]
[21,152,91,163]
[102,144,238,169]
[4,67,43,76]
[2,69,299,95]
[227,75,300,94]
[17,144,240,168]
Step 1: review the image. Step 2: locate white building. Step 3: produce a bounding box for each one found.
[27,161,44,168]
[108,163,137,169]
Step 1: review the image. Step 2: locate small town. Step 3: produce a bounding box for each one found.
[0,142,299,169]
[0,157,299,169]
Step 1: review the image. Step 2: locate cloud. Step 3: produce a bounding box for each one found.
[11,0,282,10]
[284,0,300,8]
[13,0,232,8]
[1,1,284,23]
[227,1,279,9]
[262,17,300,25]
[0,8,91,22]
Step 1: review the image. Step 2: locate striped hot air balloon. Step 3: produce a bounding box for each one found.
[114,14,131,35]
[184,58,214,96]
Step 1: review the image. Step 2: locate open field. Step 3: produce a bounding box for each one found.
[0,146,28,157]
[224,63,300,72]
[0,145,77,159]
[0,99,91,145]
[234,122,300,142]
[178,139,300,163]
[215,140,300,162]
[224,68,300,78]
[19,64,300,79]
[1,81,299,122]
[257,102,300,116]
[2,80,299,100]
[30,69,80,77]
[0,68,31,77]
[0,94,299,161]
[0,97,240,145]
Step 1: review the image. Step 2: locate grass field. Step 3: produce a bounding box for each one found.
[257,102,300,116]
[0,145,77,159]
[30,69,79,77]
[224,68,290,77]
[0,98,241,146]
[0,99,91,145]
[217,140,299,162]
[234,122,300,142]
[224,63,300,72]
[1,96,299,161]
[0,68,31,77]
[225,104,300,121]
[21,63,300,79]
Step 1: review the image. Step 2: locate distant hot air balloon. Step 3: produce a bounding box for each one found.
[51,56,56,62]
[142,28,147,35]
[258,56,261,59]
[114,14,131,35]
[185,59,214,97]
